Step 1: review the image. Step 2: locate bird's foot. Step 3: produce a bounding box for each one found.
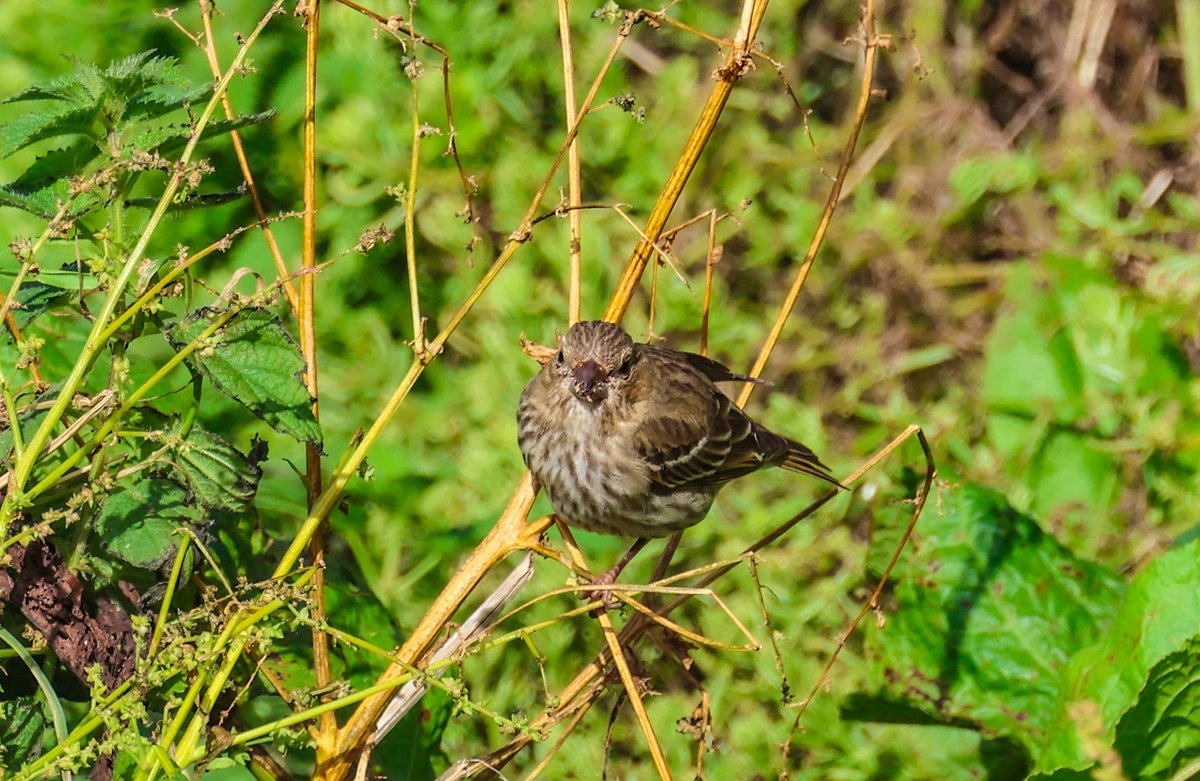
[584,565,624,611]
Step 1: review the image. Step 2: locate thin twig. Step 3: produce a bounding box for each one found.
[297,0,337,748]
[197,0,300,314]
[556,0,585,323]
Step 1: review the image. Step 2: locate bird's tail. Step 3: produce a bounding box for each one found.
[781,442,848,491]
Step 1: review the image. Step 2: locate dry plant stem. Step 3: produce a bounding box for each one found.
[737,0,878,407]
[602,0,768,322]
[298,0,337,747]
[319,478,548,772]
[404,5,427,357]
[344,1,775,773]
[0,4,283,538]
[198,0,299,315]
[556,0,584,323]
[700,209,718,355]
[473,427,925,778]
[785,427,934,741]
[312,26,633,778]
[333,0,478,246]
[555,521,673,780]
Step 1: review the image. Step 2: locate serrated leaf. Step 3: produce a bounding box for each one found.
[103,51,186,94]
[0,695,55,768]
[0,178,102,220]
[123,110,275,158]
[125,82,215,123]
[11,280,73,329]
[165,307,321,446]
[2,62,102,107]
[1033,540,1200,777]
[8,138,103,193]
[164,425,265,513]
[0,105,99,159]
[848,483,1123,755]
[1113,634,1200,779]
[96,478,199,569]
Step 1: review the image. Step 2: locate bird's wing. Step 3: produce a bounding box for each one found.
[632,392,735,490]
[630,344,843,491]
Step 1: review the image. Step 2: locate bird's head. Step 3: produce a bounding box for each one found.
[553,321,637,404]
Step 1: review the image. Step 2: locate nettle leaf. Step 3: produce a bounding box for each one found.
[845,483,1123,761]
[102,51,187,97]
[11,280,74,328]
[96,477,200,569]
[165,307,322,446]
[125,81,214,123]
[1033,540,1200,779]
[0,695,55,768]
[0,105,99,159]
[163,424,266,513]
[2,62,101,107]
[124,110,275,157]
[10,138,103,192]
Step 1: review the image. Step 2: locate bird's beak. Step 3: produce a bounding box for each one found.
[572,360,607,400]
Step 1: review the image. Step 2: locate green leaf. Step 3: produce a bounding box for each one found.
[0,105,99,159]
[848,483,1123,756]
[2,62,102,107]
[8,138,103,192]
[198,761,258,780]
[123,111,275,158]
[164,425,265,513]
[1113,634,1200,779]
[96,478,199,569]
[0,695,55,768]
[982,263,1085,420]
[1033,540,1200,777]
[125,81,215,123]
[165,307,322,446]
[11,281,73,328]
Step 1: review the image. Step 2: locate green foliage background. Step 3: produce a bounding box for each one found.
[0,0,1197,779]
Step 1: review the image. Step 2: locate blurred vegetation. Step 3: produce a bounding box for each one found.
[0,0,1198,779]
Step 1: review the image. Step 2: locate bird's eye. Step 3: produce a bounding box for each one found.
[555,349,565,366]
[617,352,635,376]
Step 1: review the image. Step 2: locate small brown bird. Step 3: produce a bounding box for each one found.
[517,320,841,589]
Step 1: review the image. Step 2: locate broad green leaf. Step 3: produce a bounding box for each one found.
[1113,634,1200,779]
[165,307,321,446]
[96,478,199,569]
[8,139,103,193]
[847,483,1123,757]
[1,62,100,107]
[124,111,275,158]
[164,424,265,513]
[11,280,73,328]
[1033,540,1200,777]
[125,81,214,123]
[0,105,99,159]
[0,695,55,768]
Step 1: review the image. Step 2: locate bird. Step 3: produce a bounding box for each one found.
[516,320,842,594]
